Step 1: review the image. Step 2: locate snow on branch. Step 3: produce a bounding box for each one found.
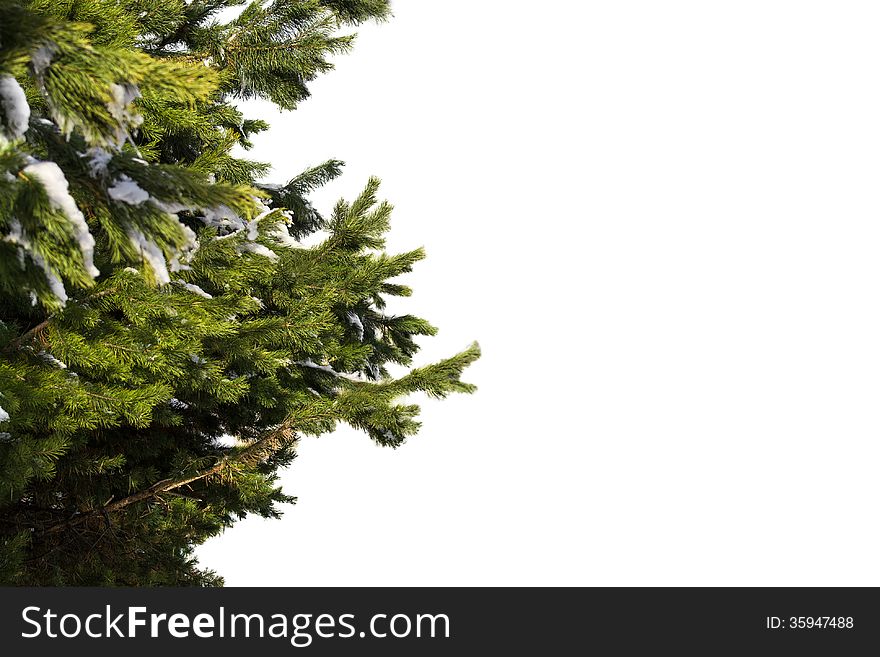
[108,174,150,205]
[4,219,69,305]
[127,228,170,285]
[23,160,99,279]
[0,76,30,140]
[176,281,213,298]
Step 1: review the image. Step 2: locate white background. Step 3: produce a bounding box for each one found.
[196,1,880,585]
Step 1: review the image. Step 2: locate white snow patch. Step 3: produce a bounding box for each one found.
[177,281,212,298]
[4,219,26,247]
[268,222,300,247]
[23,160,99,278]
[127,228,170,285]
[105,83,143,145]
[34,253,68,304]
[83,147,112,178]
[0,405,8,422]
[246,218,259,241]
[294,359,361,382]
[248,198,273,234]
[202,205,246,233]
[4,219,68,305]
[346,312,364,341]
[0,76,30,139]
[213,433,239,448]
[153,199,195,215]
[108,174,149,205]
[169,222,199,273]
[169,257,190,273]
[295,358,336,375]
[168,398,189,409]
[238,241,278,260]
[179,220,198,250]
[253,196,272,214]
[31,44,56,76]
[108,84,138,121]
[107,83,142,127]
[37,351,66,368]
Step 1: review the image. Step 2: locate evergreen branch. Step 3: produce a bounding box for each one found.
[225,42,306,54]
[0,0,479,585]
[153,24,192,52]
[41,421,299,535]
[2,288,118,352]
[4,319,50,352]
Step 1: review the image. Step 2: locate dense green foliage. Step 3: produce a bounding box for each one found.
[0,0,477,585]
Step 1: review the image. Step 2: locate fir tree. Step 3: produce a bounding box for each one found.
[0,0,478,585]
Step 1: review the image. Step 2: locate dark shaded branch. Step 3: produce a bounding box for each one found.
[2,287,118,353]
[42,423,297,535]
[4,319,50,352]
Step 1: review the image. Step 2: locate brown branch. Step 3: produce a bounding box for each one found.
[42,422,297,535]
[2,287,119,353]
[4,319,50,352]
